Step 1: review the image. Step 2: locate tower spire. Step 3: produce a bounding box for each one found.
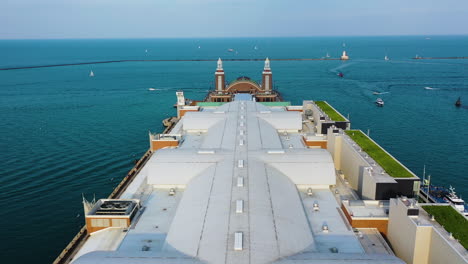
[264,57,271,71]
[217,57,223,71]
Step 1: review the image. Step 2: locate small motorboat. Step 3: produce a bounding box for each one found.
[375,98,384,107]
[89,70,94,77]
[455,97,461,107]
[384,55,389,61]
[148,88,156,91]
[227,48,234,52]
[337,72,344,78]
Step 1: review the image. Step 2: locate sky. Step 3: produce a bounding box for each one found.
[1,0,468,39]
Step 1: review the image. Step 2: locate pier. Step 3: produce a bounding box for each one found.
[413,56,468,60]
[52,148,153,264]
[0,58,342,71]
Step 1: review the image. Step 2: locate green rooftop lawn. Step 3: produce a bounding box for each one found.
[422,205,468,249]
[344,130,414,178]
[315,101,346,121]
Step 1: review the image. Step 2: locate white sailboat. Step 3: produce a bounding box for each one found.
[325,52,330,58]
[89,70,94,77]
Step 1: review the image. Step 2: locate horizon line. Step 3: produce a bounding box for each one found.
[1,34,468,41]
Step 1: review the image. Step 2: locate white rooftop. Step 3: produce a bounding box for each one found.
[72,100,404,264]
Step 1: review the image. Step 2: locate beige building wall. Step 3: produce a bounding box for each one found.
[310,103,323,134]
[337,136,368,192]
[388,199,421,264]
[429,228,467,264]
[326,130,342,170]
[388,199,467,264]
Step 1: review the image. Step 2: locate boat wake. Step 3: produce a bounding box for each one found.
[373,91,390,95]
[330,62,356,73]
[424,87,440,90]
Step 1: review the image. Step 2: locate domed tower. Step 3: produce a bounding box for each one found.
[215,58,225,94]
[262,58,273,94]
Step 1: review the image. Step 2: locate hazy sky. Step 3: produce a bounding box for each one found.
[2,0,468,39]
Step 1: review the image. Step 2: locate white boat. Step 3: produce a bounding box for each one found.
[384,55,389,61]
[227,48,234,52]
[89,70,94,77]
[444,186,467,215]
[148,88,156,91]
[325,52,330,58]
[254,45,258,50]
[198,46,201,49]
[145,49,148,53]
[375,98,384,107]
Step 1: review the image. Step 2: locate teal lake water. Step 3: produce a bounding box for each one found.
[0,36,467,263]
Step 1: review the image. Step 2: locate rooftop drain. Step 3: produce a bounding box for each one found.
[142,245,150,251]
[288,144,293,149]
[330,247,339,253]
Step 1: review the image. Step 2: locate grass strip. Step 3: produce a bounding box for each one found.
[345,130,414,178]
[422,205,468,249]
[315,101,346,121]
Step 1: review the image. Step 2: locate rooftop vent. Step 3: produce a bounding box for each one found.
[86,199,140,233]
[169,188,176,196]
[307,188,313,196]
[330,247,339,253]
[322,223,329,233]
[313,201,320,211]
